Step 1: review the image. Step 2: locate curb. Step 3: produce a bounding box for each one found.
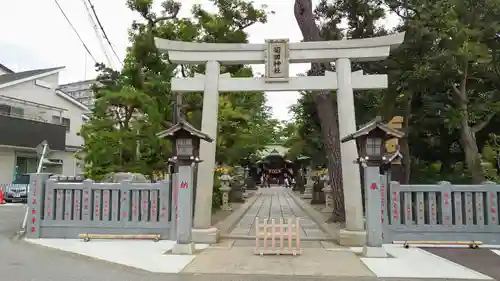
[215,192,261,236]
[288,190,340,241]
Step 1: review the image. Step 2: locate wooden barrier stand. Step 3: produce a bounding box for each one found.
[255,217,302,256]
[79,233,161,242]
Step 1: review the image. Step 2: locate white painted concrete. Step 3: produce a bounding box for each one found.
[25,239,209,273]
[155,33,405,64]
[491,249,500,256]
[351,245,492,279]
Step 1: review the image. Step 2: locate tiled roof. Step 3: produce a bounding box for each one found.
[0,67,64,86]
[0,63,14,74]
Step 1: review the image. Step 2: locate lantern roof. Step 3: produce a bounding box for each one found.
[157,119,213,142]
[384,150,403,162]
[341,116,404,143]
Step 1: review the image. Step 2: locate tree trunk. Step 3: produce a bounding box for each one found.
[400,93,413,184]
[459,114,485,183]
[452,74,486,184]
[294,0,345,222]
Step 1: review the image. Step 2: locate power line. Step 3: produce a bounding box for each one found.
[86,0,123,66]
[81,0,113,66]
[53,0,97,64]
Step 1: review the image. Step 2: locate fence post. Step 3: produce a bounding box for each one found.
[169,173,178,240]
[362,164,386,257]
[81,179,93,222]
[390,181,401,226]
[157,177,171,239]
[26,173,50,239]
[379,173,388,242]
[485,181,498,226]
[439,181,453,225]
[44,178,56,222]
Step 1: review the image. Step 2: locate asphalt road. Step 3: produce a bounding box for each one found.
[424,247,500,280]
[0,204,368,281]
[0,204,491,281]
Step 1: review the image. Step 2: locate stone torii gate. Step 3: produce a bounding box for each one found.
[155,33,405,245]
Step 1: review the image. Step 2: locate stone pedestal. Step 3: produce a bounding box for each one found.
[321,185,334,213]
[362,246,388,258]
[338,229,366,246]
[245,178,257,190]
[361,164,387,257]
[219,184,232,211]
[192,227,220,244]
[301,186,313,199]
[171,242,196,255]
[311,180,325,204]
[301,175,314,200]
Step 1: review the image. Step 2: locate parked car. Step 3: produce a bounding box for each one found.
[2,173,63,203]
[3,174,30,203]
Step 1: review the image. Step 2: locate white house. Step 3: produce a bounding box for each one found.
[0,63,90,184]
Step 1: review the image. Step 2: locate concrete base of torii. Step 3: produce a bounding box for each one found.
[191,227,220,244]
[362,246,388,258]
[171,242,196,255]
[338,229,367,246]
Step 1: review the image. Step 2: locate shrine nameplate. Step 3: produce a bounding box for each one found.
[265,39,289,82]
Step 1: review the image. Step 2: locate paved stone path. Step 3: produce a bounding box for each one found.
[229,187,329,240]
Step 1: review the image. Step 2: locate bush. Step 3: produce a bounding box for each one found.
[212,172,222,211]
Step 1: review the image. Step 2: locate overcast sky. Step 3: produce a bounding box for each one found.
[0,0,398,121]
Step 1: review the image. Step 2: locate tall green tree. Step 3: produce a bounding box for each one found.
[80,0,278,179]
[384,0,500,183]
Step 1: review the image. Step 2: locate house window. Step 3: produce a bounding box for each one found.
[0,104,10,115]
[52,115,71,132]
[10,107,24,117]
[366,138,382,156]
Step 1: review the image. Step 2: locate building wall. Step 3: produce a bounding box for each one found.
[0,149,83,183]
[52,151,82,176]
[59,80,96,108]
[0,147,15,184]
[0,73,87,147]
[0,73,88,179]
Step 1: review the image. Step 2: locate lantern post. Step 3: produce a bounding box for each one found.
[341,116,404,257]
[157,119,213,254]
